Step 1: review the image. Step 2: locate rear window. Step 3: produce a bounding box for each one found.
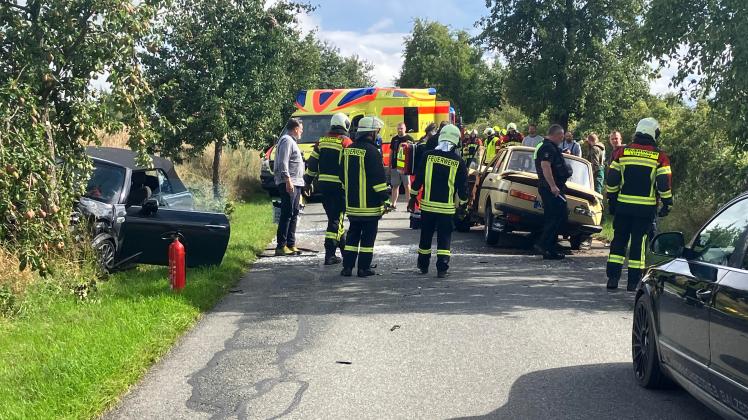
[85,162,126,204]
[505,150,592,189]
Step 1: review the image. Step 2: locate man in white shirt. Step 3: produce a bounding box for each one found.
[522,123,544,147]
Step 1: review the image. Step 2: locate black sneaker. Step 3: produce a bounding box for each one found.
[357,268,376,277]
[626,282,637,292]
[437,271,448,278]
[418,266,428,274]
[324,256,342,266]
[340,267,352,277]
[606,278,619,290]
[542,252,565,260]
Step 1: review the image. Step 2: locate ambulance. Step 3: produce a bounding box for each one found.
[260,87,455,195]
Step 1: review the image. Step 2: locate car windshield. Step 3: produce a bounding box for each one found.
[85,162,126,204]
[505,150,592,189]
[283,115,332,144]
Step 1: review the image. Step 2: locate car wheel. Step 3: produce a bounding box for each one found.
[92,233,116,273]
[632,296,669,389]
[484,200,500,246]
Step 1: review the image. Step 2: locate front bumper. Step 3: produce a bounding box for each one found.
[493,203,601,236]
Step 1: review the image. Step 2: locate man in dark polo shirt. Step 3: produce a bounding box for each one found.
[534,124,573,260]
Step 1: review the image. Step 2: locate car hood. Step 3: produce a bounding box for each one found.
[501,171,603,203]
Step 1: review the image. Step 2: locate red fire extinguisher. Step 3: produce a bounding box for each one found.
[169,235,186,291]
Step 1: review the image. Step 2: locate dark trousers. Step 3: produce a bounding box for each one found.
[607,215,651,287]
[418,211,454,272]
[276,185,301,248]
[322,188,346,258]
[538,187,568,252]
[343,217,379,270]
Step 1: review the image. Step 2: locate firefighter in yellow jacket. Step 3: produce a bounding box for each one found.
[304,113,353,265]
[606,118,673,291]
[408,124,468,278]
[340,116,390,277]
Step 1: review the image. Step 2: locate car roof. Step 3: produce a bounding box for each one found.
[86,146,175,171]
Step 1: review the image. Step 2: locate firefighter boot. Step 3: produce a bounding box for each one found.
[436,255,450,278]
[324,238,342,265]
[417,253,430,274]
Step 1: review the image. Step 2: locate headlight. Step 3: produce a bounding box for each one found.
[574,206,594,217]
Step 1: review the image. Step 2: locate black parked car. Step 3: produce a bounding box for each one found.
[633,191,748,419]
[79,147,230,271]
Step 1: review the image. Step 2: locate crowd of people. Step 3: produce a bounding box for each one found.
[273,115,673,289]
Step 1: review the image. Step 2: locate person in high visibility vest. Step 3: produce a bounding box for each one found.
[340,116,390,277]
[462,129,481,165]
[408,124,468,278]
[304,113,352,265]
[389,122,414,209]
[606,117,673,291]
[482,127,498,164]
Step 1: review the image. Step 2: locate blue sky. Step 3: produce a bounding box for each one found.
[297,0,680,95]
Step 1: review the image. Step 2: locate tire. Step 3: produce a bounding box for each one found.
[92,233,117,273]
[484,200,500,246]
[632,296,669,389]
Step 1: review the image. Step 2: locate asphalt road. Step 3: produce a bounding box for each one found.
[106,202,719,420]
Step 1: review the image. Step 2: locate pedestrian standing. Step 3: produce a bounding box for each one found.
[535,124,573,260]
[561,131,582,157]
[389,122,414,208]
[502,122,524,147]
[340,116,389,277]
[607,130,625,166]
[303,113,352,265]
[462,129,482,166]
[584,133,606,194]
[409,124,468,278]
[522,123,544,148]
[606,118,673,291]
[482,127,499,164]
[274,118,305,256]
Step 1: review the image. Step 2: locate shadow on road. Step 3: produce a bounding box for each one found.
[451,363,718,420]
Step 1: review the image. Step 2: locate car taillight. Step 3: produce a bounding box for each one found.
[510,189,537,202]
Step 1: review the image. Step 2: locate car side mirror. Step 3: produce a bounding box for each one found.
[651,232,685,257]
[141,198,159,215]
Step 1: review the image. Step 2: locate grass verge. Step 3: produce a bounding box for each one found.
[0,199,273,420]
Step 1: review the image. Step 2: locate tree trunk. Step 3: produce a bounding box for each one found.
[212,139,223,200]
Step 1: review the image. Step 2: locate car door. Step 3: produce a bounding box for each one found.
[479,150,507,213]
[655,199,748,384]
[119,204,230,267]
[706,198,748,416]
[155,169,194,209]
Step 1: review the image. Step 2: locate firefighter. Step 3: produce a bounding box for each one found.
[606,117,673,291]
[462,129,481,165]
[482,127,498,164]
[408,124,468,278]
[501,122,524,147]
[340,116,390,277]
[304,113,352,265]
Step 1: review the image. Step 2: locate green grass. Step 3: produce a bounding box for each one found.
[595,213,614,242]
[0,199,274,420]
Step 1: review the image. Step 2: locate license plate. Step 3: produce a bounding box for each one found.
[533,200,543,209]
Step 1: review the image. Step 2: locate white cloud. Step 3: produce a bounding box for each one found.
[316,30,407,86]
[367,18,394,33]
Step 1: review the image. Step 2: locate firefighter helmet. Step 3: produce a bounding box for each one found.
[330,113,351,131]
[507,122,517,131]
[483,127,495,136]
[439,124,461,146]
[357,116,384,133]
[636,117,660,140]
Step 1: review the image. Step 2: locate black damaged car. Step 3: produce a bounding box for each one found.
[633,191,748,419]
[78,147,230,272]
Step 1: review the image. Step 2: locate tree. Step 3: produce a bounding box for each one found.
[478,0,648,130]
[639,0,748,149]
[397,19,502,123]
[143,0,304,199]
[0,0,159,273]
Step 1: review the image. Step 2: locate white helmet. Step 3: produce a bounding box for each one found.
[439,124,461,146]
[357,116,384,133]
[330,113,351,131]
[636,117,660,140]
[483,127,495,137]
[471,129,478,136]
[507,122,517,131]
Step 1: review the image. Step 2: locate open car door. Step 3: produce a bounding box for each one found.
[119,202,230,267]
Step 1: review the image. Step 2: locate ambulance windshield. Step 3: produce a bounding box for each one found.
[291,115,333,144]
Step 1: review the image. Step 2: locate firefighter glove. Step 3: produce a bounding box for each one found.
[407,197,417,213]
[658,205,670,218]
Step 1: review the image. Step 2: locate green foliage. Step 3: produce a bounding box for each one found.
[397,19,503,123]
[470,103,531,134]
[478,0,648,130]
[0,0,160,273]
[639,0,748,150]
